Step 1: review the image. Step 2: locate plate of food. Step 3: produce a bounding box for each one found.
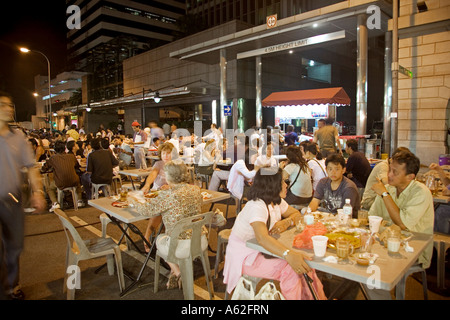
[112,201,128,208]
[324,232,361,249]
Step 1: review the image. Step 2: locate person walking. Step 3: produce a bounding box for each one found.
[0,91,46,299]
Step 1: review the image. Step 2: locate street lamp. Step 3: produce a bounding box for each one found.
[20,47,53,130]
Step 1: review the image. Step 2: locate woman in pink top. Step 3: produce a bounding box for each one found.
[223,167,326,300]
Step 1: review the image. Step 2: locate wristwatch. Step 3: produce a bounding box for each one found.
[282,249,290,258]
[382,191,389,198]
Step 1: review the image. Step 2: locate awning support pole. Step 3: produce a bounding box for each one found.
[220,48,228,130]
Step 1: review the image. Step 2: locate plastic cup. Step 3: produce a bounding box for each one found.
[311,235,328,257]
[387,237,401,253]
[368,216,383,233]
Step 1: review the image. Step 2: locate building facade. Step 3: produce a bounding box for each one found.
[395,0,450,165]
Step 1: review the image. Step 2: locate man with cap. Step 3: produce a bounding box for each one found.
[130,121,148,169]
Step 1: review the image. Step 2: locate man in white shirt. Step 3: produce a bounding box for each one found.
[254,142,278,169]
[130,121,148,169]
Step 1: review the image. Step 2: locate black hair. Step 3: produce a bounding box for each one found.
[66,140,76,152]
[391,150,420,176]
[54,140,66,154]
[285,145,308,173]
[153,137,160,143]
[28,138,38,148]
[305,142,319,155]
[346,139,358,152]
[101,137,109,149]
[247,167,283,206]
[325,153,346,168]
[91,138,101,150]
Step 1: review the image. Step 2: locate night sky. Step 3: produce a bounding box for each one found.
[0,2,68,122]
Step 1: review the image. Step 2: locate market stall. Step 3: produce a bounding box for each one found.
[262,87,351,136]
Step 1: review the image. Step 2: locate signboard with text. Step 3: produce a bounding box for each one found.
[266,14,277,29]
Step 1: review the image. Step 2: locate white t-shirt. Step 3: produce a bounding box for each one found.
[307,158,327,191]
[254,155,278,168]
[231,199,289,242]
[284,163,313,198]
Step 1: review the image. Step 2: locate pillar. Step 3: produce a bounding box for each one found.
[256,56,262,128]
[220,48,228,130]
[383,31,392,154]
[356,14,368,135]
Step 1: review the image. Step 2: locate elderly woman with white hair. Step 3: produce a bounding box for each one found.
[131,160,206,290]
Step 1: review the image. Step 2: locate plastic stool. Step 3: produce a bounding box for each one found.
[395,264,428,300]
[92,183,111,199]
[57,186,78,211]
[433,232,450,289]
[214,229,231,279]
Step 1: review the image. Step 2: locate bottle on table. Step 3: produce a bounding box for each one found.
[342,198,352,226]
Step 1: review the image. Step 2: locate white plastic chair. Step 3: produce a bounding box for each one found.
[57,186,78,210]
[154,211,215,300]
[91,183,111,199]
[54,209,125,300]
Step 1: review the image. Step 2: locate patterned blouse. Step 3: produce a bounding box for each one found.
[132,183,204,239]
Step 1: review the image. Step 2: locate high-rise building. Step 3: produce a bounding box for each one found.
[65,0,186,103]
[186,0,331,27]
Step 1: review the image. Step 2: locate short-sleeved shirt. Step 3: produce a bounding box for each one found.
[346,151,372,188]
[231,199,289,242]
[369,180,434,268]
[308,158,327,191]
[314,176,360,217]
[316,125,338,153]
[133,130,148,148]
[361,160,389,210]
[284,132,298,146]
[0,128,35,197]
[87,149,119,184]
[284,163,313,198]
[45,153,80,189]
[152,160,167,190]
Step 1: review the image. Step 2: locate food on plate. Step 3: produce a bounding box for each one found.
[112,201,128,208]
[325,232,361,249]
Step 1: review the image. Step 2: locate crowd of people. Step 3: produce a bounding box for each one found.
[1,87,448,300]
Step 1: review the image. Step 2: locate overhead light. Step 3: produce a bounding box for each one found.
[313,23,318,28]
[20,47,30,53]
[309,60,315,67]
[86,107,91,112]
[53,112,57,116]
[154,92,161,103]
[289,50,293,54]
[33,92,38,97]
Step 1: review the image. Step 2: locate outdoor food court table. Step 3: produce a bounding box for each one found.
[118,169,152,190]
[246,217,433,300]
[88,189,230,297]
